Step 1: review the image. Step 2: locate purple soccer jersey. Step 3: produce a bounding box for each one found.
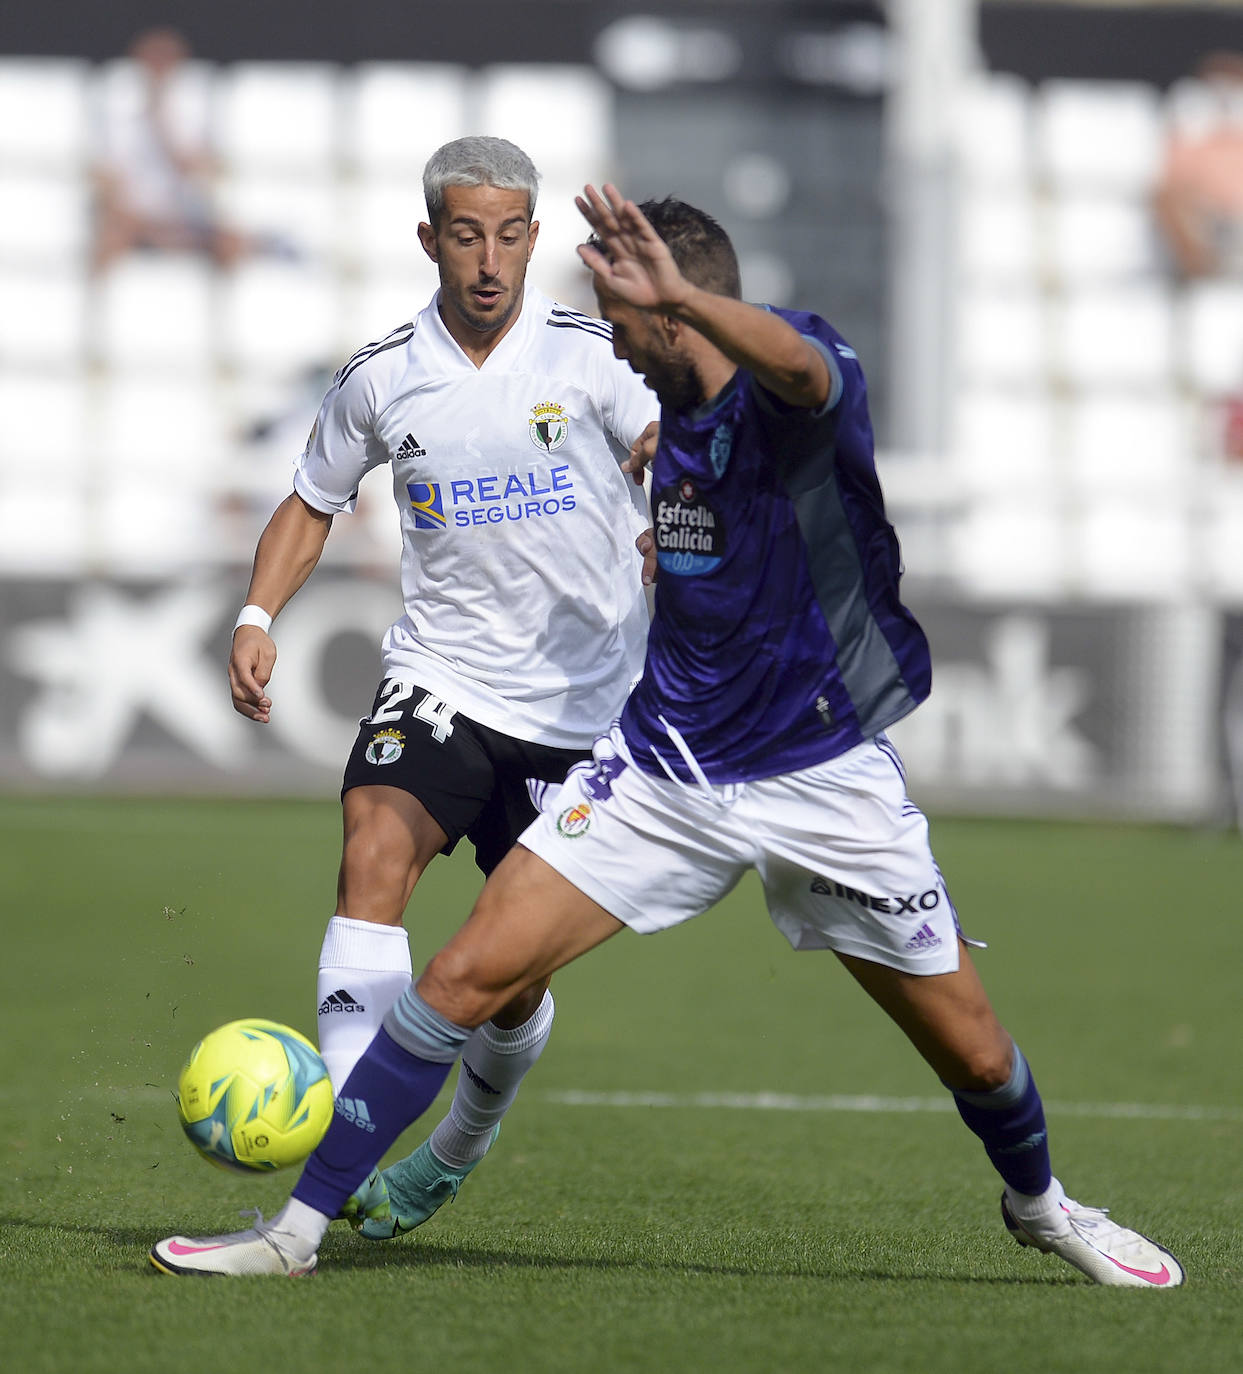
[621,308,931,785]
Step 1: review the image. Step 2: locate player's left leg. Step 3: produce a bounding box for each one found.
[837,948,1183,1287]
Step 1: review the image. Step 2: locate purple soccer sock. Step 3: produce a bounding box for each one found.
[949,1044,1053,1196]
[292,1025,453,1217]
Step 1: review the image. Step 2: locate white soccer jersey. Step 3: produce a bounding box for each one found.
[295,286,658,749]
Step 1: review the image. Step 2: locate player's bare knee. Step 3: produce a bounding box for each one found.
[419,947,503,1028]
[948,1034,1015,1093]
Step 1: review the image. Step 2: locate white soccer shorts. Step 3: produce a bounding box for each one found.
[520,727,965,975]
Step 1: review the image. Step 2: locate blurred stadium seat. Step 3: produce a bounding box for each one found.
[1180,280,1243,395]
[93,255,215,369]
[950,386,1056,496]
[1063,391,1192,495]
[1034,79,1164,194]
[0,58,91,169]
[1053,283,1176,388]
[953,72,1033,188]
[1044,194,1163,285]
[0,172,90,268]
[217,173,339,262]
[216,63,341,174]
[345,266,440,346]
[955,287,1046,387]
[0,482,91,574]
[476,64,612,182]
[97,374,226,477]
[949,497,1068,599]
[0,267,89,367]
[957,188,1039,286]
[344,179,434,273]
[219,260,343,374]
[345,63,470,176]
[1073,504,1193,600]
[0,371,87,471]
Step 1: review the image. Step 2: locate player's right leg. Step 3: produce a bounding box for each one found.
[317,784,446,1092]
[321,678,500,1092]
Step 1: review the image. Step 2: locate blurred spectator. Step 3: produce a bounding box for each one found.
[1153,52,1243,281]
[91,27,253,273]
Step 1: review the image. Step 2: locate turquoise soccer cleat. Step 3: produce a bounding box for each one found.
[339,1168,392,1232]
[356,1126,500,1240]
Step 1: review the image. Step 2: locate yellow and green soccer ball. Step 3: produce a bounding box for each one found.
[175,1018,334,1173]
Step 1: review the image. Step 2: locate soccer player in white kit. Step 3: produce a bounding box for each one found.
[155,187,1182,1288]
[226,139,658,1235]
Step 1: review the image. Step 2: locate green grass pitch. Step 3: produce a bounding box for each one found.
[1,796,1240,1373]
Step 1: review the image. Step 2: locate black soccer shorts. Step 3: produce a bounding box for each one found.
[341,676,590,875]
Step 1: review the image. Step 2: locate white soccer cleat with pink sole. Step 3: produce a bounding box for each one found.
[1001,1191,1183,1288]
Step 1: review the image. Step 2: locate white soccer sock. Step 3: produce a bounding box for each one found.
[316,915,412,1092]
[269,1197,331,1261]
[1005,1176,1070,1235]
[429,990,555,1168]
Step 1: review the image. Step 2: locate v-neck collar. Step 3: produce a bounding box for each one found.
[429,286,539,372]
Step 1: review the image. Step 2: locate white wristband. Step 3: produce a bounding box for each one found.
[233,604,273,635]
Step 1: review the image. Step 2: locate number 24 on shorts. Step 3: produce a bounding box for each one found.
[369,679,457,742]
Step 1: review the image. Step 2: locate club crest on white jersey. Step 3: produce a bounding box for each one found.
[529,401,570,453]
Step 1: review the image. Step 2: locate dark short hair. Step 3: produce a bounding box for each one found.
[636,197,742,300]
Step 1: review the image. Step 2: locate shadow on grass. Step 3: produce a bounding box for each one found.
[0,1214,1071,1287]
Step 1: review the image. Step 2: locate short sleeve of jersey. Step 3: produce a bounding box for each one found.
[294,365,392,515]
[751,309,848,423]
[596,345,660,451]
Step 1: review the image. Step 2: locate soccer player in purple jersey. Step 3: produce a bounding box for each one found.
[151,186,1184,1288]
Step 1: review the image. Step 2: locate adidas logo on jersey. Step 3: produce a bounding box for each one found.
[396,432,427,459]
[904,923,942,952]
[319,989,365,1015]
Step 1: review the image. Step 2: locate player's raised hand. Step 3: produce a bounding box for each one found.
[576,184,689,313]
[228,626,276,723]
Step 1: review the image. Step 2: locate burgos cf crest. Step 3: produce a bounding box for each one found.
[365,729,405,765]
[530,401,569,453]
[407,482,446,530]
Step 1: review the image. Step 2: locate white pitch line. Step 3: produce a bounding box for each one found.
[540,1089,1243,1124]
[28,1085,1243,1126]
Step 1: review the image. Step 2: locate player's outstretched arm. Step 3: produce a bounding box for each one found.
[576,184,830,410]
[228,492,333,723]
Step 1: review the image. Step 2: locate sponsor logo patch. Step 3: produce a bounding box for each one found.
[407,482,446,529]
[810,875,942,916]
[654,474,725,576]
